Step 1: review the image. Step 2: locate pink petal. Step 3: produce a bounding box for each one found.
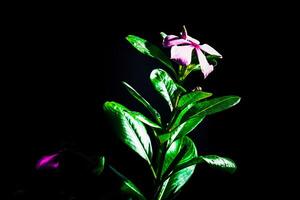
[163,35,190,47]
[171,45,194,66]
[196,48,214,78]
[187,35,200,45]
[200,44,222,57]
[36,152,60,170]
[180,26,200,44]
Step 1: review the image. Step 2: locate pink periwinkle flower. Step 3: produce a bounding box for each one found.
[36,152,60,170]
[163,26,222,78]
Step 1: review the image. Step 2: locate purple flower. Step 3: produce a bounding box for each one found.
[36,152,60,170]
[163,26,222,78]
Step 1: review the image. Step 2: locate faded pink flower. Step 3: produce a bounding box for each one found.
[163,26,222,78]
[36,152,60,170]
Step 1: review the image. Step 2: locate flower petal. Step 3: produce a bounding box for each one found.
[171,45,194,66]
[196,48,214,78]
[200,44,222,58]
[36,152,60,170]
[180,29,200,44]
[180,26,200,45]
[187,35,200,45]
[163,35,190,47]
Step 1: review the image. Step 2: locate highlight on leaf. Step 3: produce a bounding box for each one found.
[172,155,237,175]
[94,156,105,175]
[126,35,176,76]
[109,166,147,200]
[150,68,178,111]
[103,101,153,165]
[122,81,162,125]
[183,95,241,121]
[161,137,198,199]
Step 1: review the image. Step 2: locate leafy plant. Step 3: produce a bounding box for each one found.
[103,26,241,199]
[35,26,240,200]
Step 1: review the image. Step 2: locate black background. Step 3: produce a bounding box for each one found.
[3,3,296,199]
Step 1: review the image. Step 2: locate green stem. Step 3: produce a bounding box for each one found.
[150,164,157,180]
[156,143,167,180]
[166,109,178,131]
[153,81,185,200]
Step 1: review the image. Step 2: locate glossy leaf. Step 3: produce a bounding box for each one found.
[173,155,237,175]
[161,138,183,176]
[206,55,220,66]
[95,156,105,175]
[191,54,221,67]
[201,155,236,173]
[178,91,212,109]
[170,91,212,129]
[121,180,147,200]
[126,35,176,75]
[181,64,201,80]
[109,166,147,200]
[129,111,161,129]
[150,69,178,111]
[184,96,241,121]
[161,137,198,199]
[175,83,187,93]
[170,116,205,142]
[159,115,205,144]
[103,101,152,165]
[171,102,197,129]
[123,81,161,125]
[156,178,169,200]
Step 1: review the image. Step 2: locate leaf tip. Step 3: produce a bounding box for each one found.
[233,96,241,106]
[95,156,105,175]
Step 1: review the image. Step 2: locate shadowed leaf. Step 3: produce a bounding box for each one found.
[126,35,176,75]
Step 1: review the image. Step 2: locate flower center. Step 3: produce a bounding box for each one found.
[191,42,200,49]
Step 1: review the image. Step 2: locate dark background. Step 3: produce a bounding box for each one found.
[3,3,295,199]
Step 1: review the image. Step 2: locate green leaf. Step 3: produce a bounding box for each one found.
[171,91,212,129]
[161,137,198,199]
[156,178,169,200]
[129,111,161,129]
[94,156,105,175]
[201,155,237,174]
[121,180,147,200]
[123,82,161,125]
[181,64,201,80]
[178,91,212,109]
[206,55,220,66]
[126,35,176,75]
[176,83,187,93]
[161,138,183,176]
[173,155,237,175]
[158,133,170,144]
[171,102,198,129]
[109,166,147,200]
[103,101,153,165]
[150,69,178,111]
[191,54,221,67]
[184,96,241,121]
[170,116,205,142]
[159,116,205,144]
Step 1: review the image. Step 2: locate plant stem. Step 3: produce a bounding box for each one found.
[153,80,185,200]
[150,164,157,180]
